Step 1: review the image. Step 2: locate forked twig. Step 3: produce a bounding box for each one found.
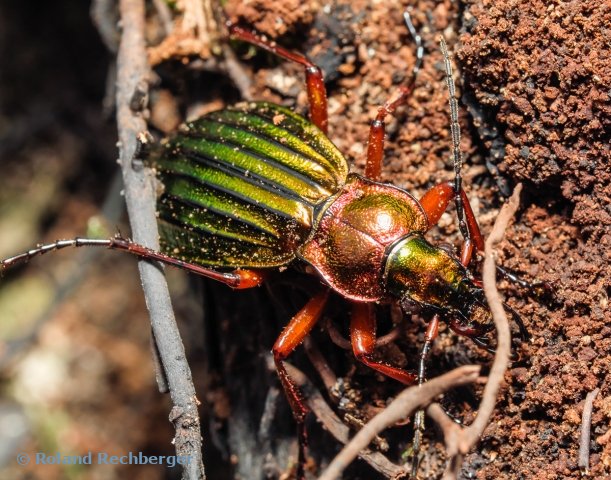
[286,363,418,478]
[318,184,523,480]
[318,365,481,480]
[438,183,523,479]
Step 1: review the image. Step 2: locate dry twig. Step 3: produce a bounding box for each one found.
[318,184,524,480]
[115,0,205,477]
[91,0,119,52]
[304,337,338,393]
[180,0,217,45]
[152,0,174,35]
[438,183,523,479]
[148,0,220,66]
[579,387,600,474]
[221,43,254,100]
[318,365,481,480]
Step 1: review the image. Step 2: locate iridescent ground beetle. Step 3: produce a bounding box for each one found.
[1,12,529,478]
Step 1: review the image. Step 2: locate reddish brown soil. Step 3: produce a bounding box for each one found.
[457,2,610,478]
[460,0,610,237]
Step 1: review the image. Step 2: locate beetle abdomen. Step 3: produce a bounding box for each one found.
[154,102,349,268]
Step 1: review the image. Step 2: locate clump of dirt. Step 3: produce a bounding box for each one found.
[457,1,610,478]
[459,0,611,236]
[225,0,317,37]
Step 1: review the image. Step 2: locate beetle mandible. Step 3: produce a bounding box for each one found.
[1,11,528,478]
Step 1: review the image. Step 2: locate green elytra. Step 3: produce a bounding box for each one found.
[155,101,347,268]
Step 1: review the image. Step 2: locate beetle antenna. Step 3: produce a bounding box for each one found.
[439,37,469,242]
[403,11,424,86]
[0,236,248,287]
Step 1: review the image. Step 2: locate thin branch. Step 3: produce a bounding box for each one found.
[152,0,175,35]
[221,43,254,100]
[148,0,220,66]
[180,0,216,45]
[462,183,523,445]
[150,328,170,393]
[303,336,337,393]
[426,404,463,480]
[322,184,524,480]
[427,403,462,447]
[91,0,120,53]
[115,0,205,478]
[579,387,600,474]
[318,365,482,480]
[317,188,525,479]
